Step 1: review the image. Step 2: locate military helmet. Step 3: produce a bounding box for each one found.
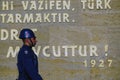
[19,28,36,39]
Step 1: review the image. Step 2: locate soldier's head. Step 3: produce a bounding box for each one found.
[19,28,37,47]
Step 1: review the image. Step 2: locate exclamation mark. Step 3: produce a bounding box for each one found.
[105,45,108,56]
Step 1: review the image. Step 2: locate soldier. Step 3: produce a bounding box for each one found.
[17,28,43,80]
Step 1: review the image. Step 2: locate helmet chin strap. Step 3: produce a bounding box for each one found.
[29,39,34,47]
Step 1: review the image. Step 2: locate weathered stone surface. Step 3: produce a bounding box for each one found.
[0,0,120,80]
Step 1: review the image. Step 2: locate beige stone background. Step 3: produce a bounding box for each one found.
[0,0,120,80]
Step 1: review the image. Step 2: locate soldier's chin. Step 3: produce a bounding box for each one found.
[32,43,36,47]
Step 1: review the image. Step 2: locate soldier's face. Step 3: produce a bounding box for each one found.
[28,37,37,47]
[31,37,37,46]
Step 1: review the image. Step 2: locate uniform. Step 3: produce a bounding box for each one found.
[17,45,43,80]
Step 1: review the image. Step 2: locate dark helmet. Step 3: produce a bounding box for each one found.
[19,28,36,39]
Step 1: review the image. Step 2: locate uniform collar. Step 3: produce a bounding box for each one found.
[23,45,32,49]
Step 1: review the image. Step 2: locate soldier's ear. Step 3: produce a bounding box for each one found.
[26,39,30,42]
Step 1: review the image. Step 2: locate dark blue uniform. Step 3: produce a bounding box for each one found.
[17,45,43,80]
